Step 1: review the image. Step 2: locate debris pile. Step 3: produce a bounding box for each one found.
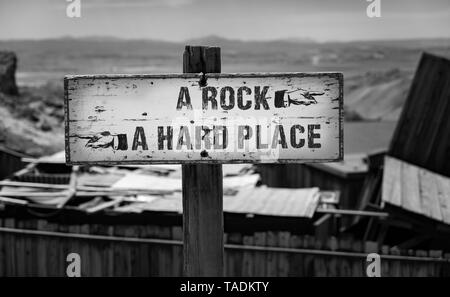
[0,151,334,218]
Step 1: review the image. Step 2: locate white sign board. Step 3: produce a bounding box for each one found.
[65,73,343,164]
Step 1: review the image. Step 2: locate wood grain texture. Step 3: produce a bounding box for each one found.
[64,71,343,164]
[419,168,442,221]
[401,160,421,214]
[436,175,450,225]
[182,45,224,277]
[1,220,450,276]
[382,156,402,207]
[389,53,450,176]
[382,156,450,223]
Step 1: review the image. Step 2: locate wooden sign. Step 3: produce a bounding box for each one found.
[65,73,343,164]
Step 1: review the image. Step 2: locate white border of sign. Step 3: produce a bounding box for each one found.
[65,72,343,165]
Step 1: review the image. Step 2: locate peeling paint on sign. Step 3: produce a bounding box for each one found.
[65,73,343,165]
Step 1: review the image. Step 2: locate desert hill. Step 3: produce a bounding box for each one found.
[0,37,449,156]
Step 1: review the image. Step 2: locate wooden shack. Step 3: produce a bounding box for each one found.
[355,53,450,250]
[1,147,449,276]
[257,121,396,213]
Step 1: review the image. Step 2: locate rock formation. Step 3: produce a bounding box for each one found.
[0,51,19,95]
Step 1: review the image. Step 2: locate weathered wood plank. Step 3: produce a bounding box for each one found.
[253,232,267,276]
[277,232,290,276]
[419,168,442,221]
[389,53,450,176]
[4,218,16,276]
[171,226,183,277]
[436,175,450,225]
[182,46,224,277]
[265,231,278,276]
[401,159,421,214]
[242,235,254,276]
[382,156,402,206]
[384,156,450,224]
[287,235,303,276]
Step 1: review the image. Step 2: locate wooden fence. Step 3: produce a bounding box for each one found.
[0,218,449,277]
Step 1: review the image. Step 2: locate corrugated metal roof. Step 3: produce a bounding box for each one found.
[1,149,319,218]
[382,156,450,224]
[115,186,320,218]
[223,186,319,217]
[111,172,260,192]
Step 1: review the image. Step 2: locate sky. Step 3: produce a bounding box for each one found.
[0,0,449,41]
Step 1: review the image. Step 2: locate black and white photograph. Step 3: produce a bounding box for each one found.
[0,0,449,288]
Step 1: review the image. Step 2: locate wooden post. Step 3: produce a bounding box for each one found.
[182,45,224,276]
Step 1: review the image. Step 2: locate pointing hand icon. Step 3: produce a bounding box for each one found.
[84,132,128,150]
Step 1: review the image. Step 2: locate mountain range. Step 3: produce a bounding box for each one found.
[0,36,449,155]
